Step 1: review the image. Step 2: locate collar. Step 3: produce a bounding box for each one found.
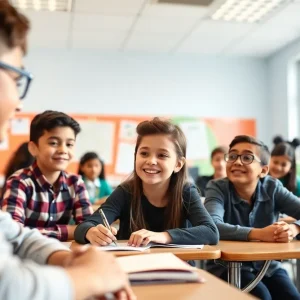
[230,178,271,204]
[31,161,68,192]
[84,177,101,188]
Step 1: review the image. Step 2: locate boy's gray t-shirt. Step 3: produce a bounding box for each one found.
[0,211,73,300]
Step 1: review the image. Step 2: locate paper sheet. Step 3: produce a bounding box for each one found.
[10,118,30,135]
[179,121,209,160]
[115,142,135,175]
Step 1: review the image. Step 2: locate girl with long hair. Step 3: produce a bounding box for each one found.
[74,117,218,247]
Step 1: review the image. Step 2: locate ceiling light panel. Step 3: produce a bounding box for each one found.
[211,0,292,23]
[10,0,73,12]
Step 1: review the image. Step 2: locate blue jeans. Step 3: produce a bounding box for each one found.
[220,268,300,300]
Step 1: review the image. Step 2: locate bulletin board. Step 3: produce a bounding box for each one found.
[0,113,256,184]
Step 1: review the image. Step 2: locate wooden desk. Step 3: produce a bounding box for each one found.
[132,269,256,300]
[70,240,221,260]
[218,240,300,291]
[218,240,300,261]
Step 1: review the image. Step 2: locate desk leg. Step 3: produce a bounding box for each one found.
[228,262,242,289]
[296,260,300,291]
[242,260,271,293]
[226,261,271,292]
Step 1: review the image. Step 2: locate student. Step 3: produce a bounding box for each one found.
[1,110,93,241]
[196,146,227,196]
[78,151,112,205]
[1,141,34,197]
[205,135,300,300]
[0,2,135,300]
[269,136,300,196]
[74,117,219,247]
[4,141,34,179]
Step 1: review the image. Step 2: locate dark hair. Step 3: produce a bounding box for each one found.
[4,141,34,179]
[211,146,228,160]
[78,152,105,180]
[0,1,30,54]
[229,135,270,166]
[122,117,188,232]
[271,136,300,193]
[30,110,81,144]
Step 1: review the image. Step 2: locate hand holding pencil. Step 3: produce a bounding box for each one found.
[86,209,118,246]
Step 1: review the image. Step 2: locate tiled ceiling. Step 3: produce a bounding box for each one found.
[22,0,300,57]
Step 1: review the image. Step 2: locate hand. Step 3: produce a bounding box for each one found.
[128,229,171,247]
[274,221,299,243]
[63,245,89,267]
[47,250,72,267]
[250,224,281,242]
[66,225,76,240]
[86,224,117,246]
[66,247,136,300]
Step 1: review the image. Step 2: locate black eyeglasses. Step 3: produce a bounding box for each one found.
[224,153,261,165]
[0,61,33,99]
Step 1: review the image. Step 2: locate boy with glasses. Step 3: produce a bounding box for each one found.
[0,2,135,300]
[205,135,300,300]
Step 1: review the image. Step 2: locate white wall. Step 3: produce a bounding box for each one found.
[24,49,270,142]
[267,37,300,143]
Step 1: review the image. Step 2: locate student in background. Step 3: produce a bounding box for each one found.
[4,142,34,179]
[196,146,227,196]
[269,136,300,196]
[75,117,219,247]
[78,152,112,205]
[1,110,93,241]
[205,135,300,300]
[0,2,135,300]
[1,141,34,197]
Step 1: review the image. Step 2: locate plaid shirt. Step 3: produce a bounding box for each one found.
[1,161,93,241]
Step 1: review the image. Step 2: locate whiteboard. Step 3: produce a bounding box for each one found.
[75,120,115,164]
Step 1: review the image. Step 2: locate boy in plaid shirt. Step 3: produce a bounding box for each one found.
[1,110,93,241]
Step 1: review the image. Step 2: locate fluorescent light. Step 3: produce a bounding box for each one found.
[48,0,56,11]
[210,0,291,23]
[10,0,72,12]
[18,0,27,9]
[33,0,40,10]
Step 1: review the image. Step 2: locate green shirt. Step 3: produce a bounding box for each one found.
[279,176,300,197]
[83,177,112,204]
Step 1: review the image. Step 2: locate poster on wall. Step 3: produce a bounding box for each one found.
[0,113,256,186]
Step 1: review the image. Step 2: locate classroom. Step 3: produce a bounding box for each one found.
[2,0,300,299]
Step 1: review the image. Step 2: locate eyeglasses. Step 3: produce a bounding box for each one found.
[224,153,261,165]
[0,61,33,99]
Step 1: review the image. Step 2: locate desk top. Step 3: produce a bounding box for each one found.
[132,269,256,300]
[218,240,300,261]
[70,241,221,260]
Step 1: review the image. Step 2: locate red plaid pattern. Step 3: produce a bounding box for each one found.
[1,161,93,241]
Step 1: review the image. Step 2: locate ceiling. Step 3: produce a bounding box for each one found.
[22,0,300,57]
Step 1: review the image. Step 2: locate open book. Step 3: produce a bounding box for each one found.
[99,241,204,252]
[117,252,204,285]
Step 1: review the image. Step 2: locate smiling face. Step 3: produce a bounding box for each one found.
[135,134,185,189]
[29,126,76,175]
[212,152,226,178]
[269,155,292,179]
[81,158,102,181]
[226,142,269,186]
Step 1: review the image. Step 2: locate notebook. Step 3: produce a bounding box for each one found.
[99,242,204,252]
[116,252,204,285]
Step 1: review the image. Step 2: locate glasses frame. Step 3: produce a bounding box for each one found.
[224,153,261,165]
[0,61,33,99]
